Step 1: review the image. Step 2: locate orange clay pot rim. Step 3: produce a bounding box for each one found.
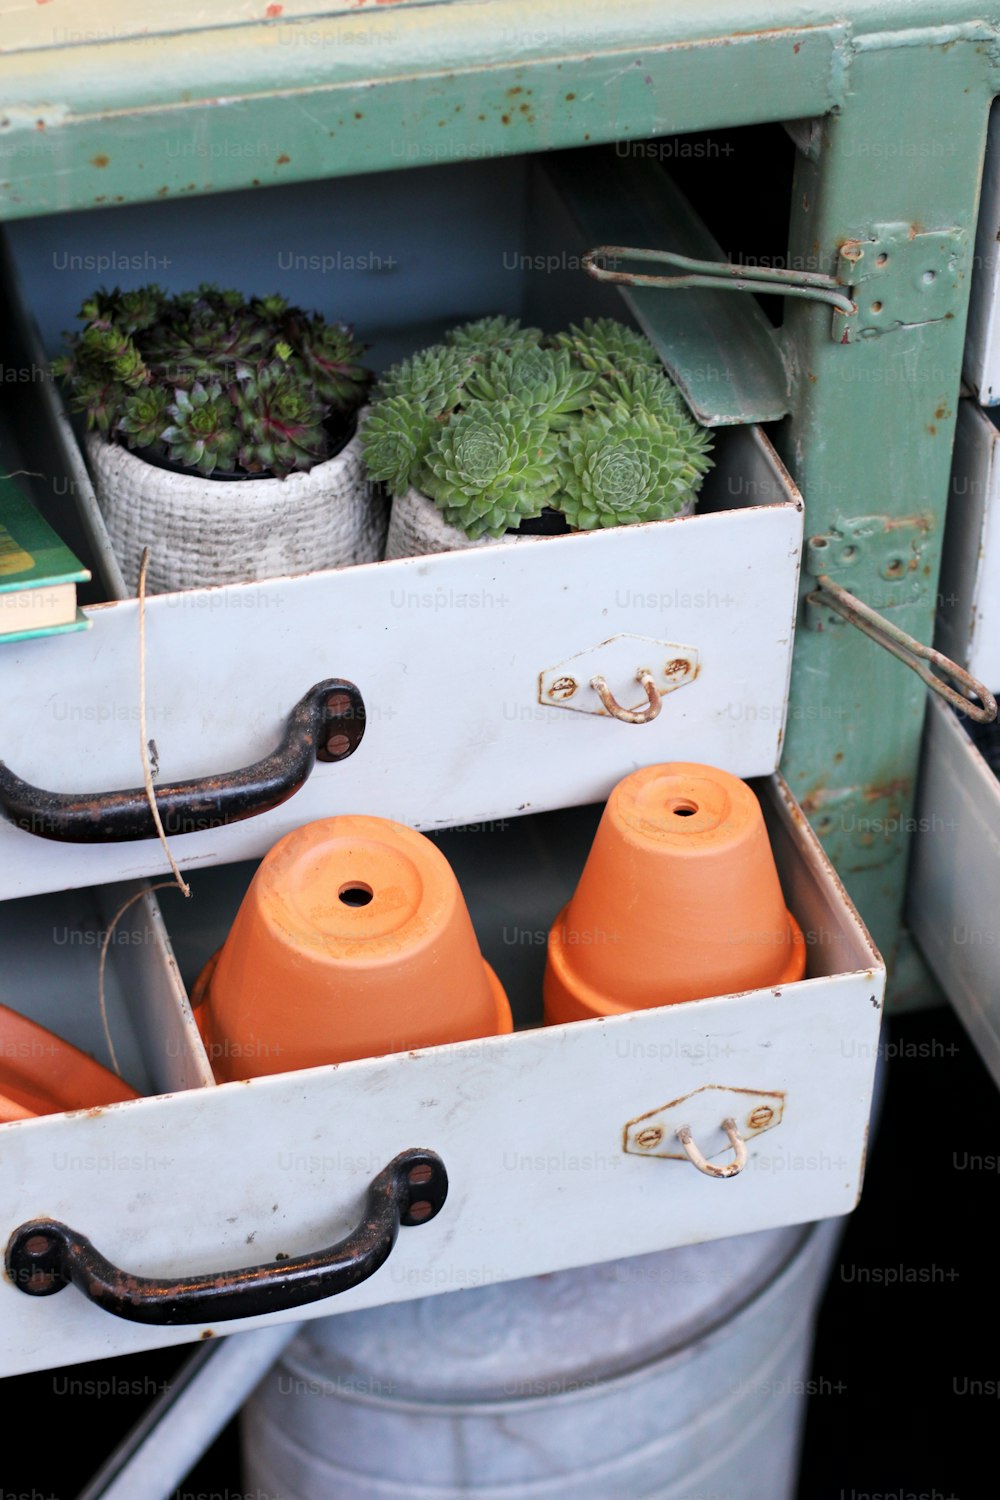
[0,1003,140,1124]
[546,908,807,1021]
[193,953,513,1077]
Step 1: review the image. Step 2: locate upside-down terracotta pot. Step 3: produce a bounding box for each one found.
[544,763,805,1024]
[0,1004,139,1124]
[193,815,512,1081]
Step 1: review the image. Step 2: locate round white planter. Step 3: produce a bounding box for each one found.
[383,484,698,560]
[87,408,385,595]
[383,487,547,560]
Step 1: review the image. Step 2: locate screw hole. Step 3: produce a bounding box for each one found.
[884,559,905,579]
[841,545,857,563]
[875,252,888,267]
[871,300,883,313]
[923,269,936,284]
[339,882,374,907]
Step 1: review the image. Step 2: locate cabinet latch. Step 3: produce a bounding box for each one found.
[583,222,967,344]
[831,223,968,344]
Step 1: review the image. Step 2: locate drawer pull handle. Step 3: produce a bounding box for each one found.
[591,669,661,724]
[676,1118,747,1179]
[5,1148,446,1325]
[0,678,365,843]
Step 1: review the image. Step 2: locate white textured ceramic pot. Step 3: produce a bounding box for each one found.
[383,484,697,561]
[383,487,546,560]
[87,409,386,595]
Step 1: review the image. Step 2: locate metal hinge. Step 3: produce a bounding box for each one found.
[584,221,967,344]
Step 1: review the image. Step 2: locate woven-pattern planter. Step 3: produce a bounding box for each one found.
[383,484,698,561]
[87,409,385,595]
[383,486,545,560]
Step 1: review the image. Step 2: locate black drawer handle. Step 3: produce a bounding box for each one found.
[0,678,364,843]
[5,1149,446,1325]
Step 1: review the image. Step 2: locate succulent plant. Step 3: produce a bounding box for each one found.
[444,315,543,355]
[557,407,713,530]
[555,317,662,372]
[463,348,596,429]
[160,382,242,476]
[363,314,712,538]
[425,404,560,538]
[55,283,373,478]
[361,395,437,497]
[378,344,471,415]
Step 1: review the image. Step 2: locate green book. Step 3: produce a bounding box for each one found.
[0,478,91,643]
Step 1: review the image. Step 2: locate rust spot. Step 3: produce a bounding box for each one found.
[276,154,291,165]
[927,424,937,436]
[507,86,524,97]
[935,405,948,420]
[35,119,45,130]
[90,154,110,169]
[354,112,363,120]
[200,1329,215,1339]
[565,92,576,101]
[266,2,283,14]
[156,185,169,195]
[501,114,511,125]
[794,41,801,53]
[519,103,530,114]
[834,750,843,764]
[747,1104,775,1129]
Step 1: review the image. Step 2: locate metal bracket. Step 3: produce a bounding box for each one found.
[623,1085,784,1163]
[539,634,698,719]
[805,514,934,610]
[831,223,967,343]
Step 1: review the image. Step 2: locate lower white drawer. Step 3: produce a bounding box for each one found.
[0,776,883,1375]
[938,400,1000,692]
[908,695,1000,1086]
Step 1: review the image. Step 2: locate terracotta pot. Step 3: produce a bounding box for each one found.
[0,1004,139,1124]
[194,815,512,1080]
[544,763,805,1023]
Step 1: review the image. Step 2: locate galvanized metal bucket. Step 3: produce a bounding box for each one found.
[242,1218,841,1500]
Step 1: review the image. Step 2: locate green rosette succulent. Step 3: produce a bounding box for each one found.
[378,345,471,415]
[423,402,559,538]
[160,382,241,476]
[284,312,373,412]
[233,360,330,478]
[55,283,373,477]
[117,386,171,451]
[464,348,596,429]
[445,315,543,355]
[362,395,436,496]
[591,363,686,418]
[556,406,713,530]
[555,317,662,372]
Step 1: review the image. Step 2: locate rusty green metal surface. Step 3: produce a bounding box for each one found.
[778,33,996,964]
[0,22,845,218]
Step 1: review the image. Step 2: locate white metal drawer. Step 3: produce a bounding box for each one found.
[0,775,883,1376]
[0,421,802,899]
[938,400,1000,693]
[908,695,1000,1086]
